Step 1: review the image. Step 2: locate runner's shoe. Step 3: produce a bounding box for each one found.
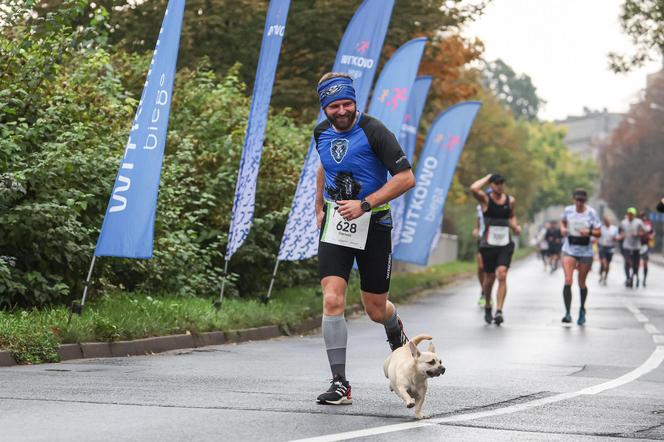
[477,294,486,307]
[561,313,572,323]
[317,375,352,405]
[484,307,493,324]
[494,310,504,326]
[577,308,586,326]
[386,316,409,351]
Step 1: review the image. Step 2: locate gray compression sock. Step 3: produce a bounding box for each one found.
[384,309,400,336]
[322,314,347,379]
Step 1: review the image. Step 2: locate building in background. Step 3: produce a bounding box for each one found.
[555,109,624,160]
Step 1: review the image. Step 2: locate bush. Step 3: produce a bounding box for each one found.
[1,2,317,307]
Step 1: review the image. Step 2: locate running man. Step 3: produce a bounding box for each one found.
[639,210,655,287]
[560,189,601,325]
[470,173,522,326]
[618,207,645,288]
[313,73,415,405]
[598,216,619,285]
[536,222,550,271]
[545,221,563,273]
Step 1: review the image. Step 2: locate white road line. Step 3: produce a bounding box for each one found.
[645,323,660,334]
[635,313,649,323]
[290,346,664,442]
[292,300,664,442]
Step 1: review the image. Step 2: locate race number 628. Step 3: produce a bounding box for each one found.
[336,221,357,234]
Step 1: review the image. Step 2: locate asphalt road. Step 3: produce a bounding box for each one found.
[1,254,663,441]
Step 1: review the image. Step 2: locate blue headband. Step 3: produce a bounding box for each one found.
[317,77,357,109]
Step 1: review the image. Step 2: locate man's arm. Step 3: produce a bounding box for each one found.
[315,165,325,228]
[470,174,491,206]
[336,169,415,221]
[507,196,522,235]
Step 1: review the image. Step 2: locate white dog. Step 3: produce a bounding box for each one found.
[383,334,445,419]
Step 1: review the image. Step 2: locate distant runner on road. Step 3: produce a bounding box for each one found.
[639,210,655,288]
[470,173,521,326]
[560,188,601,326]
[618,207,645,288]
[598,216,619,285]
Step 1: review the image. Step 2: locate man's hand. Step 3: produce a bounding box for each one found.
[513,225,522,236]
[579,228,590,237]
[336,200,364,221]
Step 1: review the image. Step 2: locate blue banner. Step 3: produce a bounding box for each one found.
[95,0,185,258]
[367,38,427,137]
[278,0,394,261]
[225,0,291,260]
[392,75,432,247]
[366,39,428,249]
[394,101,482,265]
[399,76,432,162]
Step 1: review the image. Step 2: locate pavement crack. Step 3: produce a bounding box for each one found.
[424,391,551,419]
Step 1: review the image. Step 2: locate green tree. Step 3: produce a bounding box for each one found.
[609,0,664,73]
[483,58,544,121]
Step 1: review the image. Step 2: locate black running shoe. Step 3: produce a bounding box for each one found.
[562,313,572,323]
[494,310,504,326]
[317,375,352,405]
[484,307,493,324]
[386,316,409,351]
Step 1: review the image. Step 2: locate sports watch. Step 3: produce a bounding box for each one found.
[360,199,371,212]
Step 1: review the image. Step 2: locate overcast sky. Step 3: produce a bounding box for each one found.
[463,0,662,121]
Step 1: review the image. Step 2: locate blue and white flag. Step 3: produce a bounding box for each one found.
[392,75,432,248]
[399,76,432,162]
[367,38,427,136]
[95,0,185,258]
[225,0,291,260]
[278,0,394,261]
[365,39,428,248]
[394,101,482,265]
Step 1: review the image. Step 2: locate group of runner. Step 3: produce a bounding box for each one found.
[472,181,660,327]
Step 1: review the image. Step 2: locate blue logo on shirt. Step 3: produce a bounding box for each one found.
[330,138,349,163]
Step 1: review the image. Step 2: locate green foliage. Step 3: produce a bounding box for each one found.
[483,58,544,121]
[0,3,315,307]
[609,0,664,72]
[0,312,60,364]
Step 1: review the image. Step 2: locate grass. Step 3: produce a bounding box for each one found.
[0,250,534,364]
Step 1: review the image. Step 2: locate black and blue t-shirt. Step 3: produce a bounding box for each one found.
[314,112,411,203]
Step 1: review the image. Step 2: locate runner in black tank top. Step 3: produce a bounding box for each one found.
[471,174,521,326]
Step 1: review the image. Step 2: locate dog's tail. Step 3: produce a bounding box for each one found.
[410,334,433,345]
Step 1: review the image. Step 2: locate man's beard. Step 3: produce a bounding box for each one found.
[328,112,355,131]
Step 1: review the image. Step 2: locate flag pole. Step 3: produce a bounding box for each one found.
[68,255,97,322]
[215,259,230,309]
[261,258,280,304]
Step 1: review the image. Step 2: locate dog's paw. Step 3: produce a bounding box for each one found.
[406,401,415,408]
[415,413,428,420]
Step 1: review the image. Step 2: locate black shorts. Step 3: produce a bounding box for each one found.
[318,211,392,294]
[479,242,515,273]
[599,246,614,262]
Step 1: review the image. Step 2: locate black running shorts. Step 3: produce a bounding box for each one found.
[479,242,515,273]
[599,246,614,262]
[318,211,392,294]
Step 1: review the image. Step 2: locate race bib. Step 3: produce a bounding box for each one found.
[640,244,649,255]
[321,202,371,250]
[487,226,509,246]
[568,220,587,237]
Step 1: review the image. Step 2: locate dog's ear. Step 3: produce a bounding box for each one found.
[409,341,420,358]
[427,341,436,354]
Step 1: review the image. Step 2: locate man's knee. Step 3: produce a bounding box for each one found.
[362,294,389,323]
[496,267,508,281]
